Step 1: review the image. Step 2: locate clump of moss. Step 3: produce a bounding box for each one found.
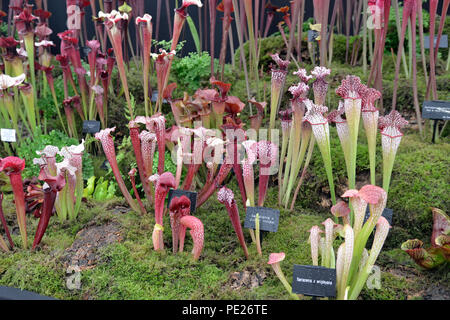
[359,271,413,300]
[385,132,450,248]
[330,34,363,65]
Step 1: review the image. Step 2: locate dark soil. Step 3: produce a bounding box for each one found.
[385,265,450,300]
[422,285,450,300]
[62,221,122,271]
[227,268,267,290]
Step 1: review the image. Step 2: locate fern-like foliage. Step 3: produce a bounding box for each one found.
[124,94,136,121]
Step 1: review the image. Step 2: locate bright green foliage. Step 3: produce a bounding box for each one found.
[331,35,363,64]
[83,176,117,201]
[15,130,94,180]
[124,93,136,122]
[172,52,231,94]
[152,39,186,55]
[0,23,8,36]
[151,151,177,178]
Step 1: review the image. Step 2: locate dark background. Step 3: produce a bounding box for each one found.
[0,0,444,61]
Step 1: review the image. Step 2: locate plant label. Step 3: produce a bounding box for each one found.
[244,207,279,232]
[151,91,158,102]
[422,101,450,120]
[151,91,167,103]
[82,120,101,134]
[363,207,393,225]
[81,46,91,59]
[0,286,57,300]
[424,35,448,49]
[0,129,16,142]
[308,30,320,42]
[292,265,336,298]
[100,160,110,170]
[167,189,198,213]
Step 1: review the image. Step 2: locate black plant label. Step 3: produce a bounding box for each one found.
[363,207,393,225]
[82,120,101,134]
[81,46,91,59]
[422,100,450,120]
[151,90,167,103]
[100,160,110,171]
[424,35,448,49]
[167,189,198,213]
[308,30,320,42]
[292,265,336,298]
[244,207,279,232]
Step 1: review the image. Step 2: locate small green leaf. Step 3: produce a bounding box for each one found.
[119,1,132,13]
[186,16,201,54]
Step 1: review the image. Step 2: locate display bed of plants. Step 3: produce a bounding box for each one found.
[0,0,449,301]
[0,128,449,300]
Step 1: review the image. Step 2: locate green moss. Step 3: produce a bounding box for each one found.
[330,34,363,65]
[82,243,224,299]
[385,133,450,248]
[359,271,413,300]
[0,253,68,299]
[234,34,286,73]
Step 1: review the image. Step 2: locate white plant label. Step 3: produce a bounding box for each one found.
[0,128,16,142]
